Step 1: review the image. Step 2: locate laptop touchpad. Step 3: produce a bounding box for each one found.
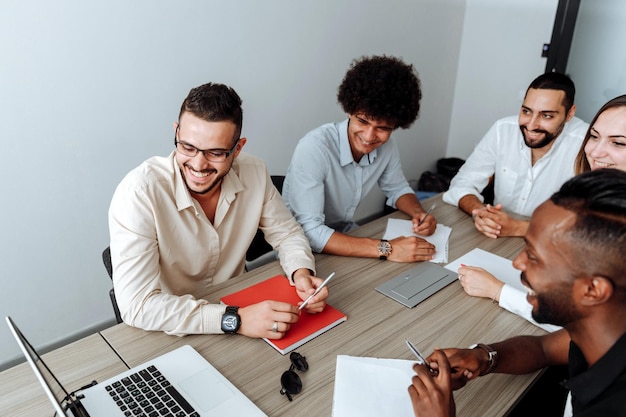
[179,369,235,411]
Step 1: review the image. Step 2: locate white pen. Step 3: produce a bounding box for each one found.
[417,203,437,226]
[298,272,335,310]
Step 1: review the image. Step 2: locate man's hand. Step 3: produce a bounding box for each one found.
[471,204,529,238]
[427,348,488,390]
[292,269,328,313]
[238,300,300,339]
[412,211,437,236]
[388,236,436,262]
[408,350,456,417]
[457,265,504,301]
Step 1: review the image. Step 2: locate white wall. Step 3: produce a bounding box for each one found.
[566,0,626,123]
[0,0,468,368]
[445,0,558,159]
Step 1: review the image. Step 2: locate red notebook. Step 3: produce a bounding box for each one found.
[220,275,347,354]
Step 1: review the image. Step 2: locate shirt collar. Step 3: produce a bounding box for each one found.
[564,331,626,406]
[338,118,378,167]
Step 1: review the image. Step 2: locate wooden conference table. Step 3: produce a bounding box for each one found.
[99,194,545,417]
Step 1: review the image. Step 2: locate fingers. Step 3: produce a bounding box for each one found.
[295,275,329,312]
[413,214,437,236]
[238,300,300,339]
[389,236,436,262]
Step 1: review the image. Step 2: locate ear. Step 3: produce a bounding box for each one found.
[233,137,247,158]
[577,276,613,307]
[565,104,576,122]
[173,121,179,133]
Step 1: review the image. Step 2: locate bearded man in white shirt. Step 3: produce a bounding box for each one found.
[442,72,588,239]
[108,83,328,338]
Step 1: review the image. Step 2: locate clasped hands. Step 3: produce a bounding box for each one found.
[408,348,490,417]
[237,270,328,339]
[471,204,527,239]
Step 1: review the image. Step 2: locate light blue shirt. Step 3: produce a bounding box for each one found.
[283,119,414,252]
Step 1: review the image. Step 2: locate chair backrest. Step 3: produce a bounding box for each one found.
[102,246,122,324]
[245,175,285,267]
[102,246,113,279]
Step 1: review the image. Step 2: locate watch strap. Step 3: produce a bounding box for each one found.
[469,343,498,375]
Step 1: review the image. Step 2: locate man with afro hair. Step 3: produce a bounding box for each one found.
[283,55,437,263]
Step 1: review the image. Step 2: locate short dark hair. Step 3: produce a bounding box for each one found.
[575,94,626,174]
[179,83,243,140]
[550,169,626,293]
[526,72,576,113]
[337,55,422,129]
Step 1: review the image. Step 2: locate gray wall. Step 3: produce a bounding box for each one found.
[0,0,559,369]
[566,0,626,122]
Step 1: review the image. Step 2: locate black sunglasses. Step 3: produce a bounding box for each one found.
[280,352,309,401]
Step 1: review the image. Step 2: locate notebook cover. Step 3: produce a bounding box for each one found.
[220,275,347,354]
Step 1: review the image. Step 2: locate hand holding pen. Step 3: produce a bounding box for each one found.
[406,339,438,375]
[414,203,437,236]
[299,272,335,310]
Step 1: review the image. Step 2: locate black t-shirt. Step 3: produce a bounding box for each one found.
[564,332,626,416]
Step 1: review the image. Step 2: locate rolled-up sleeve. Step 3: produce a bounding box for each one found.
[443,123,499,207]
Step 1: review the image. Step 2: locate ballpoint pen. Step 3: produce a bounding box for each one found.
[405,339,437,374]
[298,272,336,310]
[417,203,437,226]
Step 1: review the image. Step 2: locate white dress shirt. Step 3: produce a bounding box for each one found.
[108,152,315,336]
[443,115,588,216]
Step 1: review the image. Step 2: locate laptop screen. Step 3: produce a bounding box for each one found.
[6,316,86,417]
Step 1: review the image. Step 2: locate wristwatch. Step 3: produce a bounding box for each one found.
[469,343,498,375]
[221,306,241,334]
[377,239,392,260]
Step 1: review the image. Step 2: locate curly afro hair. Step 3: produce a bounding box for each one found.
[337,55,422,129]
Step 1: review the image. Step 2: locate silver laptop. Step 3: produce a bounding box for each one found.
[6,316,266,417]
[375,262,458,308]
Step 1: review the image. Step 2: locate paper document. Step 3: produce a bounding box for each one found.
[332,355,416,417]
[383,219,452,263]
[445,248,526,293]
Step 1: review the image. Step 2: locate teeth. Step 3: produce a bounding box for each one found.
[594,161,614,168]
[190,168,210,178]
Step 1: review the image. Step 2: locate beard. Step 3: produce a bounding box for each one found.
[531,283,581,327]
[181,165,226,195]
[520,121,565,149]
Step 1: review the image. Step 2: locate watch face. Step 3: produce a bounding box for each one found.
[378,240,391,256]
[222,315,239,331]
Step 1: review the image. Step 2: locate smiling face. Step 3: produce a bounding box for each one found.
[174,112,244,196]
[518,88,574,150]
[346,114,395,161]
[584,106,626,172]
[512,201,583,326]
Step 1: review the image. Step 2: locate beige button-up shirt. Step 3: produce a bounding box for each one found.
[108,151,315,336]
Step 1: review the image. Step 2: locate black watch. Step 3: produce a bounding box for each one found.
[221,306,241,334]
[378,239,392,260]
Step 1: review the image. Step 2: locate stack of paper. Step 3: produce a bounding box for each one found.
[382,219,452,263]
[332,355,416,417]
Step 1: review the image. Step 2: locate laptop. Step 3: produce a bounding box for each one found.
[6,316,266,417]
[375,262,458,308]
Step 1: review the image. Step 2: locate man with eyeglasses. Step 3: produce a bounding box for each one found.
[108,83,328,338]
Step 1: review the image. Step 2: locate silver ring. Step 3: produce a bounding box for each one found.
[272,321,278,332]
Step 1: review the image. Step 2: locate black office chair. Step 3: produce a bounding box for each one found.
[102,246,123,324]
[245,175,285,271]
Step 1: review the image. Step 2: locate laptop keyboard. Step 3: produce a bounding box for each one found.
[105,365,199,417]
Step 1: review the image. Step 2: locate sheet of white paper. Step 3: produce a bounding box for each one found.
[445,247,526,293]
[382,219,452,263]
[332,355,416,417]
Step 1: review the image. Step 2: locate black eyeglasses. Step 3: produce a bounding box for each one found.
[174,127,239,163]
[280,352,309,401]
